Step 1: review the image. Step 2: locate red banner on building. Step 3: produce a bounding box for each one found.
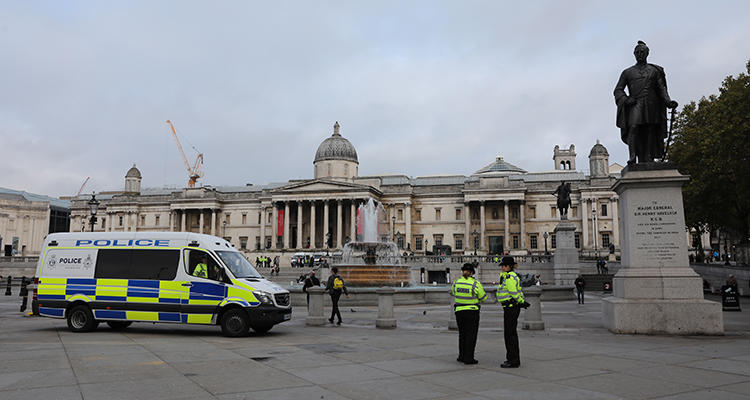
[356,208,363,235]
[277,210,284,236]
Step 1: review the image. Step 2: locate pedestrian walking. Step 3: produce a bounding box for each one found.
[273,256,280,275]
[497,256,528,368]
[451,263,487,365]
[302,270,321,309]
[574,274,586,304]
[325,266,349,325]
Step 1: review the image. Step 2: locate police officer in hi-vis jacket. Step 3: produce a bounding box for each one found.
[497,256,529,368]
[451,263,487,365]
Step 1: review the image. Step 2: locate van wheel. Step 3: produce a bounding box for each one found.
[220,308,249,337]
[67,305,98,333]
[250,324,273,334]
[106,321,132,331]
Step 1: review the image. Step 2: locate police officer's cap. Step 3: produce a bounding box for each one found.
[461,263,475,273]
[500,256,517,267]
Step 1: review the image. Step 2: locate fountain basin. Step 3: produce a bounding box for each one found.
[335,264,411,287]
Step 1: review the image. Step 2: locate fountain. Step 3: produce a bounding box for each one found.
[334,199,411,287]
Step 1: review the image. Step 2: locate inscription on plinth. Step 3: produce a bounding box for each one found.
[631,201,682,266]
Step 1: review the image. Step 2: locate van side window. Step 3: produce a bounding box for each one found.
[186,250,224,282]
[95,249,179,280]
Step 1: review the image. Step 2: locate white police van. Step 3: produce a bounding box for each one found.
[33,232,291,336]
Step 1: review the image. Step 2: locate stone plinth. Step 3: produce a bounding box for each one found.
[553,220,580,286]
[522,286,544,330]
[375,287,397,329]
[602,166,722,335]
[305,287,326,326]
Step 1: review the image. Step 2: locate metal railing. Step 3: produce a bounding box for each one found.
[0,256,39,263]
[328,254,553,265]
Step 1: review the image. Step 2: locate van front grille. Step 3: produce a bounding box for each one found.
[274,293,290,307]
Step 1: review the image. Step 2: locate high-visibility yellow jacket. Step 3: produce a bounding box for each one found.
[193,263,208,278]
[497,271,524,307]
[451,276,486,311]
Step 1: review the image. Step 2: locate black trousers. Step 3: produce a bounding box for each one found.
[576,288,584,304]
[455,309,480,362]
[329,293,342,322]
[503,306,521,365]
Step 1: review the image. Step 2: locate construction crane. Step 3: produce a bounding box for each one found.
[75,177,90,197]
[166,120,204,188]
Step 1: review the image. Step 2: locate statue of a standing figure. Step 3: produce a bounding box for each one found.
[553,181,571,220]
[614,41,679,164]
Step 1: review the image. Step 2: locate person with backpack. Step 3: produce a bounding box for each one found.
[325,266,349,325]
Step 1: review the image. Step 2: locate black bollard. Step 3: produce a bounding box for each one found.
[19,276,28,313]
[4,276,11,296]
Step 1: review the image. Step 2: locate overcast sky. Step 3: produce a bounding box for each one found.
[2,1,749,197]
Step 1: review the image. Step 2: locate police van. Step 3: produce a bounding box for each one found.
[32,232,291,336]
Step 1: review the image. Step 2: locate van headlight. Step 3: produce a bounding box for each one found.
[253,291,273,305]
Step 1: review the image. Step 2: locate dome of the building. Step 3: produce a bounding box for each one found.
[126,164,142,178]
[589,140,609,157]
[314,122,358,164]
[473,156,526,175]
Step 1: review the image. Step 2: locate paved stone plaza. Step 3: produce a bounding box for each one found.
[1,293,749,400]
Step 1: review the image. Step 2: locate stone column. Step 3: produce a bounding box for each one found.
[272,203,278,248]
[350,201,356,243]
[522,286,544,330]
[259,207,266,249]
[181,211,186,232]
[504,201,510,251]
[323,200,329,249]
[310,201,316,249]
[404,202,412,250]
[199,211,204,234]
[520,201,526,250]
[479,201,486,250]
[297,202,303,249]
[283,202,290,249]
[336,200,343,249]
[124,212,130,232]
[305,287,326,326]
[389,204,395,240]
[210,210,216,236]
[107,214,112,232]
[464,202,471,247]
[168,212,173,232]
[581,198,589,250]
[376,287,396,329]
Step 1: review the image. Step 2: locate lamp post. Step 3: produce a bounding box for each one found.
[424,239,429,255]
[543,232,549,255]
[87,193,100,232]
[472,229,479,255]
[724,233,731,266]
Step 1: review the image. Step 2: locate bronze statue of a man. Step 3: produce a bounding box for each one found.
[553,181,571,219]
[614,41,678,164]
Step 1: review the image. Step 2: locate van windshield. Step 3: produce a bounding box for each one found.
[215,251,262,278]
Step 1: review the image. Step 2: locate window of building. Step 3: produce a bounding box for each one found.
[414,235,423,251]
[434,234,443,247]
[239,236,248,250]
[602,233,610,248]
[344,164,349,176]
[454,234,463,250]
[255,236,261,250]
[530,234,538,249]
[575,233,580,248]
[415,209,421,221]
[492,208,499,219]
[512,235,519,249]
[155,215,160,226]
[119,216,123,226]
[140,215,146,226]
[551,234,557,249]
[398,209,403,220]
[511,208,519,221]
[268,212,272,224]
[550,206,556,218]
[528,206,536,219]
[226,213,231,224]
[266,237,272,249]
[397,235,404,249]
[102,218,106,230]
[601,204,608,217]
[435,208,441,221]
[327,164,332,177]
[571,207,578,218]
[455,208,461,220]
[258,212,261,224]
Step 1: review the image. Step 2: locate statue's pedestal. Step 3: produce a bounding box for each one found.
[553,220,579,286]
[602,166,723,334]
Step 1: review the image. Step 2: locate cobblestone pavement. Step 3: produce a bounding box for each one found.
[1,293,749,400]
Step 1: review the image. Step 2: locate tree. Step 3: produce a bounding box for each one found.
[669,60,750,242]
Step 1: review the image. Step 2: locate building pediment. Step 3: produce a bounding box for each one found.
[270,179,383,200]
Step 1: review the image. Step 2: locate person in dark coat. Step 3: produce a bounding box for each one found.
[574,274,586,305]
[325,266,349,325]
[302,270,320,308]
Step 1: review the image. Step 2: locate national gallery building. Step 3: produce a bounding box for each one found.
[70,122,626,257]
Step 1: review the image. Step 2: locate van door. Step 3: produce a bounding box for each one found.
[181,248,228,324]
